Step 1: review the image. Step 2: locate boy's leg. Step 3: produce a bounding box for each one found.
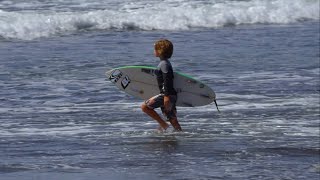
[169,117,182,131]
[142,94,169,130]
[141,103,169,130]
[164,96,182,131]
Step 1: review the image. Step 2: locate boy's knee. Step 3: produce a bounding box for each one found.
[141,103,149,112]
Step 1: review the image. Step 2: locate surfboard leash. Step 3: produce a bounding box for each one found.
[214,100,220,113]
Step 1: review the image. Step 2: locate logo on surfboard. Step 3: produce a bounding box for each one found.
[121,76,131,89]
[109,69,123,83]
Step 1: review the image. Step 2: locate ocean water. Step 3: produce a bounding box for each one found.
[0,0,319,180]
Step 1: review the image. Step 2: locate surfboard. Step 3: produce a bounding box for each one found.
[106,66,219,109]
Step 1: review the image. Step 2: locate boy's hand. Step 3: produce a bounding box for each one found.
[164,96,170,112]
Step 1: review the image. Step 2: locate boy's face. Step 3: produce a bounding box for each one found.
[154,49,160,58]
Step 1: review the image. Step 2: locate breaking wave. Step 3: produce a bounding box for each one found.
[0,0,319,40]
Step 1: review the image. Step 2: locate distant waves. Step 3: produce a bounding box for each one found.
[0,0,319,40]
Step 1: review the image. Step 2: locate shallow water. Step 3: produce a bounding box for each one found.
[1,0,320,179]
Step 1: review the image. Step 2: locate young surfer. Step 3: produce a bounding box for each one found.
[141,39,182,132]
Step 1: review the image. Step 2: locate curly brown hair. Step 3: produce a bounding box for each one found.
[154,39,173,59]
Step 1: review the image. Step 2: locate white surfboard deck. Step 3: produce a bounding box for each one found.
[106,66,217,107]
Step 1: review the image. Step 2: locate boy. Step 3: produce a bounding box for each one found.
[141,39,182,132]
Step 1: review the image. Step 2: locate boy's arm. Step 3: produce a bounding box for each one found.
[161,72,173,96]
[162,71,174,112]
[156,70,164,93]
[159,62,174,111]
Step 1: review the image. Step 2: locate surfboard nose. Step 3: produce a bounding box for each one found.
[105,70,112,77]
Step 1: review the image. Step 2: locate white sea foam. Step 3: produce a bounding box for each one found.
[217,93,320,111]
[0,0,319,40]
[0,101,138,114]
[0,125,93,136]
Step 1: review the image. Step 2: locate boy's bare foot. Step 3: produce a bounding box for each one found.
[158,123,169,131]
[157,124,169,132]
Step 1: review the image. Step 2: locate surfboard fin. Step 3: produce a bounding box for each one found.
[214,100,220,113]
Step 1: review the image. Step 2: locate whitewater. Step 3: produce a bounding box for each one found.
[0,0,319,40]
